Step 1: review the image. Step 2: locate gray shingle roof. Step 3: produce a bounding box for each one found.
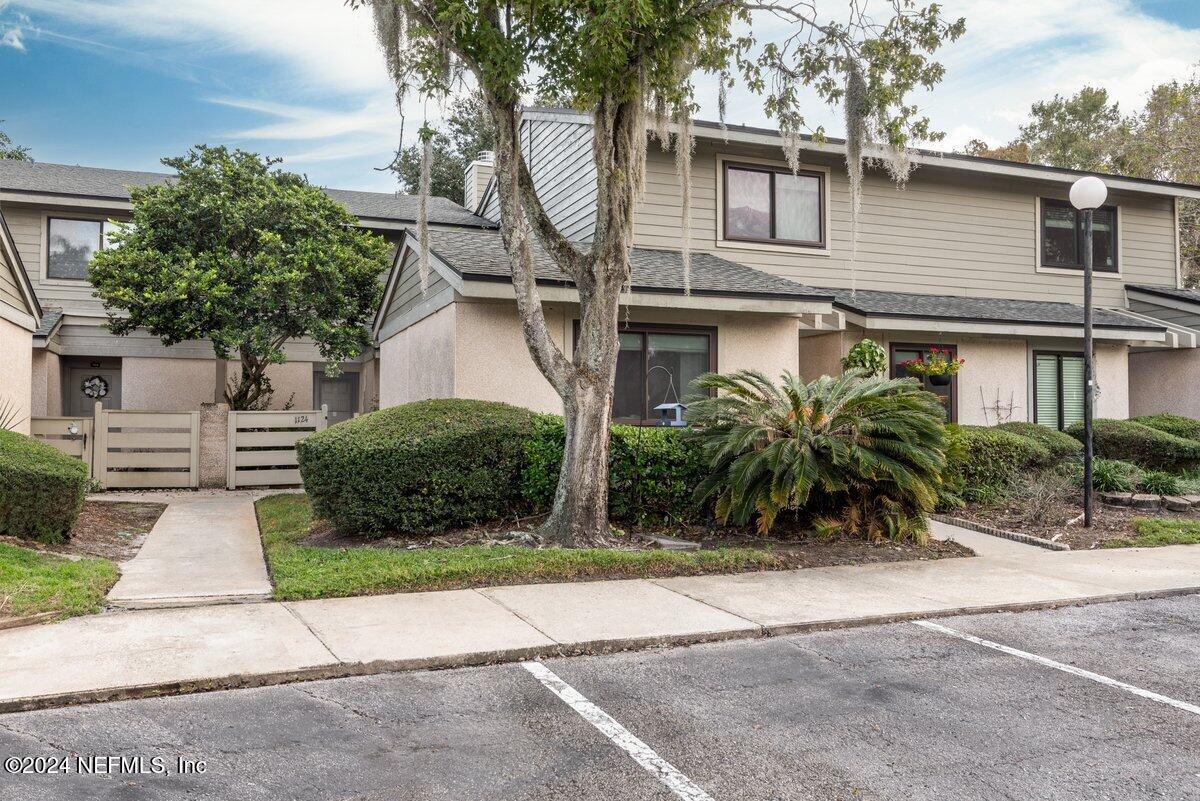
[32,308,63,340]
[1126,284,1200,306]
[420,227,832,300]
[0,159,495,228]
[828,288,1164,331]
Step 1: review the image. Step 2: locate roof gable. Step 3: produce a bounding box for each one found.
[0,206,40,329]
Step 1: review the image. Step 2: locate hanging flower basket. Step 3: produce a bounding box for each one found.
[900,347,964,386]
[81,375,109,399]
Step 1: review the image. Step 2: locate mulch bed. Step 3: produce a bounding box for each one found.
[0,501,166,561]
[299,514,972,569]
[954,498,1200,550]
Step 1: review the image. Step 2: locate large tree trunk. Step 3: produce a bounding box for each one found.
[484,91,640,548]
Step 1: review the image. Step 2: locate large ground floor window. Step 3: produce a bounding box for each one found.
[609,323,716,425]
[1033,351,1085,431]
[888,343,957,422]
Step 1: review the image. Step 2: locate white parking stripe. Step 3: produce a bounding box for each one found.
[914,619,1200,717]
[522,661,716,801]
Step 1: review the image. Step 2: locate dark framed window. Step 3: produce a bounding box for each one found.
[46,217,118,280]
[889,343,957,423]
[722,161,824,247]
[1039,199,1118,272]
[1033,351,1085,431]
[580,322,716,426]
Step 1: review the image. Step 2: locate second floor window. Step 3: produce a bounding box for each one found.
[723,163,824,247]
[1040,199,1117,272]
[47,217,119,280]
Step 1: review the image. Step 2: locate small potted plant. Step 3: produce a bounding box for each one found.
[841,338,887,377]
[901,347,964,386]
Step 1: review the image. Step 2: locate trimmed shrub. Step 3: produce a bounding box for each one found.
[1065,418,1200,472]
[944,424,1051,502]
[1134,413,1200,443]
[296,399,537,535]
[1091,458,1140,493]
[523,415,709,524]
[996,421,1082,467]
[0,429,89,544]
[1138,470,1182,496]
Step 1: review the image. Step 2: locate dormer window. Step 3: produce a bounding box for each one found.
[723,162,825,247]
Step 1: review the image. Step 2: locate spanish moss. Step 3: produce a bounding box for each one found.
[674,105,695,296]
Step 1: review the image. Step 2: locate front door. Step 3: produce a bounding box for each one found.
[315,372,359,426]
[66,366,122,416]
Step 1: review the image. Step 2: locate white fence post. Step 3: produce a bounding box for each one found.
[92,401,107,489]
[226,411,238,490]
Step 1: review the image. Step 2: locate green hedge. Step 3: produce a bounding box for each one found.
[523,415,708,524]
[296,399,537,535]
[1065,418,1200,472]
[0,429,89,544]
[1133,413,1200,443]
[996,421,1082,467]
[944,424,1050,501]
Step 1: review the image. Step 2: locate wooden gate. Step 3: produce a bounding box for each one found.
[94,408,201,489]
[30,415,95,478]
[226,406,327,489]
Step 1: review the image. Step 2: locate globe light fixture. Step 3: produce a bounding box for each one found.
[1069,176,1107,528]
[1069,175,1108,211]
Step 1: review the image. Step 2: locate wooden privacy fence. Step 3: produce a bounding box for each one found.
[227,406,327,489]
[94,407,201,489]
[30,415,95,478]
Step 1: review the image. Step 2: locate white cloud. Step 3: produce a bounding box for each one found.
[0,26,23,50]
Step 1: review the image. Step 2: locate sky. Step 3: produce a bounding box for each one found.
[1,0,1199,194]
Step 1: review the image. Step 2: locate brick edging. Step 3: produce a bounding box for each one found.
[929,513,1071,552]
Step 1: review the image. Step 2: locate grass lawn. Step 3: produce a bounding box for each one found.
[1103,519,1200,549]
[0,543,120,621]
[257,493,792,601]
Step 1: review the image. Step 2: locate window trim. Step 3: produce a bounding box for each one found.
[574,321,717,426]
[715,155,831,255]
[1034,197,1122,278]
[43,214,111,283]
[888,342,958,424]
[1032,350,1085,431]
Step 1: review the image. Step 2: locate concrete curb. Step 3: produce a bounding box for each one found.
[0,612,58,632]
[930,513,1070,552]
[5,585,1196,715]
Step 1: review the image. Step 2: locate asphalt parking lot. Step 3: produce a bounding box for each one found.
[2,594,1199,801]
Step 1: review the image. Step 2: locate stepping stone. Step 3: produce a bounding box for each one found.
[1130,494,1163,510]
[1099,491,1132,506]
[1183,495,1200,508]
[640,533,701,551]
[1163,496,1192,513]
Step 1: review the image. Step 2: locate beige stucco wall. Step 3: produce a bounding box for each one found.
[798,330,854,380]
[379,303,457,408]
[30,349,62,418]
[263,361,315,410]
[122,356,217,411]
[954,338,1030,426]
[1128,348,1200,418]
[454,300,564,413]
[0,315,32,433]
[1095,343,1130,420]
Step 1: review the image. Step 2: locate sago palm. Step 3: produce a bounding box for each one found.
[685,369,949,542]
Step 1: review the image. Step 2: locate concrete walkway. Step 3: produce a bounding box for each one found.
[105,491,273,608]
[2,522,1198,712]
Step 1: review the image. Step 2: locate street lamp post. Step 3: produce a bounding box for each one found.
[1070,176,1108,528]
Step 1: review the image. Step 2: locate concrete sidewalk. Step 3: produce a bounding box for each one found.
[2,522,1198,712]
[105,491,273,608]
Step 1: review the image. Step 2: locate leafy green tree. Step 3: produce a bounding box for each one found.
[393,92,494,204]
[362,0,963,546]
[686,370,948,542]
[0,122,31,161]
[89,146,390,410]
